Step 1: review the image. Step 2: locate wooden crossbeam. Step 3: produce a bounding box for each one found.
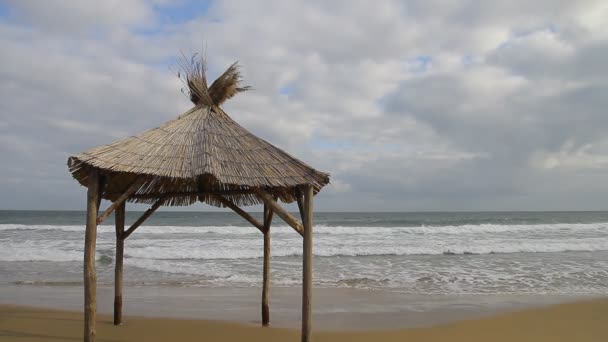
[122,199,163,240]
[211,194,264,232]
[97,180,144,225]
[253,189,304,237]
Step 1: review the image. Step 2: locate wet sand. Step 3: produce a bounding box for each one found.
[0,284,596,330]
[1,298,607,341]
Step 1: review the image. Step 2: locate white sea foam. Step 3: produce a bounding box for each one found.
[0,224,259,234]
[3,219,608,295]
[2,235,607,262]
[0,241,83,262]
[1,222,607,235]
[2,222,607,278]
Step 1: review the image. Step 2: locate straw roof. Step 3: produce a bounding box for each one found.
[67,55,330,207]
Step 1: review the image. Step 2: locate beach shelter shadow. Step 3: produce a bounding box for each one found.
[67,54,330,342]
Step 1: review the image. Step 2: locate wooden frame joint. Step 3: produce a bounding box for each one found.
[97,179,144,225]
[211,194,264,232]
[253,188,304,237]
[122,199,163,240]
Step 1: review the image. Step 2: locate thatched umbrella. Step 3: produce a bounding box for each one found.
[67,54,329,342]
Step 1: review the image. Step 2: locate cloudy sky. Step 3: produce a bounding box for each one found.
[0,0,607,211]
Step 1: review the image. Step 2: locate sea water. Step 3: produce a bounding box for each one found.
[1,210,607,295]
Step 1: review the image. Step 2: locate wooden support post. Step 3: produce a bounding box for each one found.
[114,202,125,325]
[253,189,304,236]
[84,170,99,342]
[211,194,264,232]
[301,185,313,342]
[97,179,143,225]
[122,199,162,240]
[262,202,275,326]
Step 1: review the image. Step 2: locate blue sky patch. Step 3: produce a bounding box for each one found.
[409,55,432,73]
[156,0,213,24]
[279,83,296,96]
[462,54,474,66]
[0,2,12,19]
[136,0,215,35]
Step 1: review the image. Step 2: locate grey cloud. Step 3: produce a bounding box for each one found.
[1,1,607,211]
[6,0,157,33]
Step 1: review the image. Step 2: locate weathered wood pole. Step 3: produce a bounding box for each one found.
[262,203,274,326]
[84,170,99,342]
[301,184,313,342]
[114,202,125,325]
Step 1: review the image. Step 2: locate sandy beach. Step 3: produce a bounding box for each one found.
[1,298,607,341]
[0,284,596,329]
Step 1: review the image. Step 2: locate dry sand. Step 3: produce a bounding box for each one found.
[1,298,607,341]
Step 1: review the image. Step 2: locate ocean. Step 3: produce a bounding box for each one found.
[1,210,607,296]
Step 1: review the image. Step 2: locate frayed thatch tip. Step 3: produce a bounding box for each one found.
[177,52,251,107]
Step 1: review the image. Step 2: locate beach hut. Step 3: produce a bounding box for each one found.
[67,54,330,342]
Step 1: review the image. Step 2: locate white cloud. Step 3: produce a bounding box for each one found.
[0,0,607,210]
[531,140,608,170]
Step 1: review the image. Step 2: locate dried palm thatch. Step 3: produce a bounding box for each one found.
[68,54,329,207]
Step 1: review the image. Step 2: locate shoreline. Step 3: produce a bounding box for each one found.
[1,298,607,341]
[0,283,600,330]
